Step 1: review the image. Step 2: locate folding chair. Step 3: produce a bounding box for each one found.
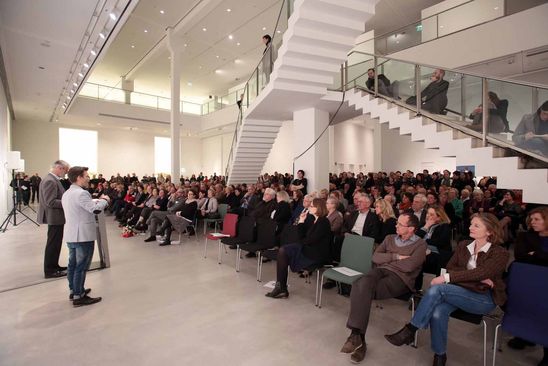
[202,203,228,235]
[220,216,256,266]
[204,213,238,261]
[236,219,277,274]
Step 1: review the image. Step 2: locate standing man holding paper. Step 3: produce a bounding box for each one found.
[62,166,110,307]
[38,160,70,278]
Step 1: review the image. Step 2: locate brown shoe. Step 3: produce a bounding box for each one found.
[385,324,416,346]
[341,334,362,353]
[350,342,367,363]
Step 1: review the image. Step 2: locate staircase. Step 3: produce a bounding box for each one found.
[227,0,379,184]
[346,89,548,204]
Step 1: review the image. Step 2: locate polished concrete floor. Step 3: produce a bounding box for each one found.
[0,211,543,366]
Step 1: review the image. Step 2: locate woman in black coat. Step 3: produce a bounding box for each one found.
[414,205,452,290]
[266,198,332,299]
[272,191,292,233]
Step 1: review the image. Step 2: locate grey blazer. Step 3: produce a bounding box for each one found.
[37,172,66,225]
[61,184,108,243]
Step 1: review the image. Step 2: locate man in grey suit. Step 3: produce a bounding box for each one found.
[38,160,69,278]
[62,166,109,307]
[144,188,185,242]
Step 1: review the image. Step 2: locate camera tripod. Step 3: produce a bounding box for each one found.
[0,170,40,232]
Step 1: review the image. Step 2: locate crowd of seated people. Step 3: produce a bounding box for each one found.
[78,167,547,365]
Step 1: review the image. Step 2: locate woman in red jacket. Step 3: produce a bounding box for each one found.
[385,213,509,366]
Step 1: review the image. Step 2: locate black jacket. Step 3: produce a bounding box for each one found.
[343,209,380,239]
[416,223,452,253]
[514,231,548,267]
[250,199,277,221]
[273,201,292,226]
[376,217,397,244]
[299,216,332,264]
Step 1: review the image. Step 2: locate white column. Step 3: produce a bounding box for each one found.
[293,108,330,193]
[166,27,182,182]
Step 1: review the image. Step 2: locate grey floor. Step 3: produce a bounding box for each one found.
[0,209,543,366]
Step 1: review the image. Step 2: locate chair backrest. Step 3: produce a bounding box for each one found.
[218,204,229,219]
[339,235,375,275]
[236,216,256,242]
[255,218,278,247]
[222,213,238,237]
[502,262,548,347]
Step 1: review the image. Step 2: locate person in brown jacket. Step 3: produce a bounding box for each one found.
[340,212,427,364]
[385,212,509,366]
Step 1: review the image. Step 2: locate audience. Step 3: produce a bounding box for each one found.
[512,100,548,157]
[374,198,397,244]
[406,69,449,114]
[157,190,198,246]
[326,197,344,236]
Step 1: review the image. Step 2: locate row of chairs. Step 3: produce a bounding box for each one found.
[199,212,548,366]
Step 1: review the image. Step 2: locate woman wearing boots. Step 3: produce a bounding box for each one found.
[385,213,509,366]
[157,190,198,246]
[265,198,332,299]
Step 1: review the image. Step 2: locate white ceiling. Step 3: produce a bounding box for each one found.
[88,0,283,102]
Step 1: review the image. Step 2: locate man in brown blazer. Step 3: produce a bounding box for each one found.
[38,160,69,278]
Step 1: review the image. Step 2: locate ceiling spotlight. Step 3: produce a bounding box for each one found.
[236,42,241,46]
[187,82,192,86]
[226,8,231,12]
[494,6,499,10]
[62,105,66,109]
[83,63,89,68]
[262,27,266,31]
[73,82,78,87]
[215,69,221,74]
[66,96,71,100]
[160,10,165,14]
[97,123,102,126]
[99,32,105,39]
[91,49,97,56]
[202,27,207,32]
[78,72,84,77]
[199,66,202,69]
[144,29,148,33]
[109,12,117,21]
[277,30,281,34]
[184,43,187,47]
[70,89,75,93]
[228,35,233,40]
[216,55,219,58]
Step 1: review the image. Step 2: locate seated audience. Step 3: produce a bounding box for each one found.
[398,192,413,213]
[407,193,427,227]
[340,213,426,363]
[406,69,449,114]
[134,188,168,230]
[198,189,219,219]
[157,190,198,246]
[144,188,185,242]
[365,68,392,97]
[385,213,508,366]
[512,101,548,157]
[272,190,292,234]
[250,187,277,221]
[374,198,397,244]
[265,198,332,298]
[467,94,505,133]
[495,190,522,243]
[327,197,344,236]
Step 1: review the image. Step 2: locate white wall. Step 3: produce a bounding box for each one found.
[262,120,294,174]
[380,123,456,173]
[201,132,233,176]
[333,120,375,173]
[391,3,548,69]
[0,79,11,219]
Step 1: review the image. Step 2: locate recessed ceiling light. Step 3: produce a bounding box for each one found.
[78,72,84,77]
[202,27,207,32]
[277,30,281,34]
[97,123,102,126]
[160,10,165,14]
[226,8,231,12]
[215,69,221,74]
[187,82,192,86]
[109,12,117,21]
[90,50,97,56]
[62,105,66,109]
[228,35,233,40]
[199,66,202,69]
[184,43,187,47]
[439,25,444,28]
[73,82,78,87]
[168,56,171,60]
[99,32,105,39]
[70,89,75,93]
[262,27,266,31]
[144,29,148,33]
[236,42,240,46]
[494,6,499,10]
[216,55,219,58]
[83,63,89,68]
[131,45,135,48]
[66,96,71,100]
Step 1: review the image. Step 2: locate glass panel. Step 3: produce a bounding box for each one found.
[385,22,423,54]
[346,59,374,91]
[379,58,416,102]
[131,92,158,109]
[437,0,504,38]
[98,85,125,103]
[158,97,170,110]
[458,74,484,135]
[80,83,99,98]
[182,102,202,115]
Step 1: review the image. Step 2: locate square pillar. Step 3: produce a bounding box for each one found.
[293,108,330,193]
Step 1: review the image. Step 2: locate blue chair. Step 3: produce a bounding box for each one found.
[492,262,548,366]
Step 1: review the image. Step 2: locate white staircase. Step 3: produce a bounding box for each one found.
[346,89,548,204]
[227,0,379,185]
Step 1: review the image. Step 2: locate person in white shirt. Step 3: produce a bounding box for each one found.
[62,166,110,307]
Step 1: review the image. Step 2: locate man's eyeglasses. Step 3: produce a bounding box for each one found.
[396,222,410,227]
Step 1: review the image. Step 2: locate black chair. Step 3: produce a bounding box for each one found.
[236,219,277,274]
[220,216,255,266]
[257,224,301,282]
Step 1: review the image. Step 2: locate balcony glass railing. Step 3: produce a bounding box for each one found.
[335,51,548,165]
[355,0,542,56]
[79,81,246,116]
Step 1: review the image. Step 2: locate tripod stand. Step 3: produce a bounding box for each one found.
[1,170,40,232]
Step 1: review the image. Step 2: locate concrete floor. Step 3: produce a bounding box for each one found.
[0,211,543,366]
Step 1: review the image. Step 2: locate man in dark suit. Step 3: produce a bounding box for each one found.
[406,193,427,228]
[342,193,380,238]
[38,160,69,278]
[406,69,449,114]
[30,173,41,204]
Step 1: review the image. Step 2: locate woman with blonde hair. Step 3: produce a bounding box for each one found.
[386,213,509,366]
[374,199,397,244]
[326,197,343,235]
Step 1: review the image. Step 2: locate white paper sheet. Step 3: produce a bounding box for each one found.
[332,267,362,277]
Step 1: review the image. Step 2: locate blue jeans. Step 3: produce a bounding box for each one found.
[67,241,95,298]
[410,284,495,355]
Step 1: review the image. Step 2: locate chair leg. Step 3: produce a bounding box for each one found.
[256,252,261,281]
[492,324,501,366]
[218,241,222,264]
[315,270,321,306]
[236,246,240,272]
[318,274,325,308]
[482,320,487,366]
[204,237,208,258]
[258,253,263,282]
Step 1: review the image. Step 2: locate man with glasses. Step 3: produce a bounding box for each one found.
[38,160,70,278]
[340,212,426,364]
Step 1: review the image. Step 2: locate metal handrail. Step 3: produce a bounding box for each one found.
[224,0,292,178]
[339,51,548,165]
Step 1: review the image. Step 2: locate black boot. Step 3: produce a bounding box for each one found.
[385,324,417,346]
[265,282,289,299]
[432,354,447,366]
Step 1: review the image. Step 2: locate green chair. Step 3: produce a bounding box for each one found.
[202,203,229,235]
[316,234,374,308]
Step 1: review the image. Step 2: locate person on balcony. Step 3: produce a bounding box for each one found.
[365,68,392,97]
[406,69,449,114]
[467,93,505,134]
[512,100,548,157]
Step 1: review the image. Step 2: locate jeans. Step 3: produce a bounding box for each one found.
[67,241,95,298]
[410,284,495,355]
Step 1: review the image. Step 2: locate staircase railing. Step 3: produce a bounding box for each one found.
[334,51,548,165]
[224,0,294,179]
